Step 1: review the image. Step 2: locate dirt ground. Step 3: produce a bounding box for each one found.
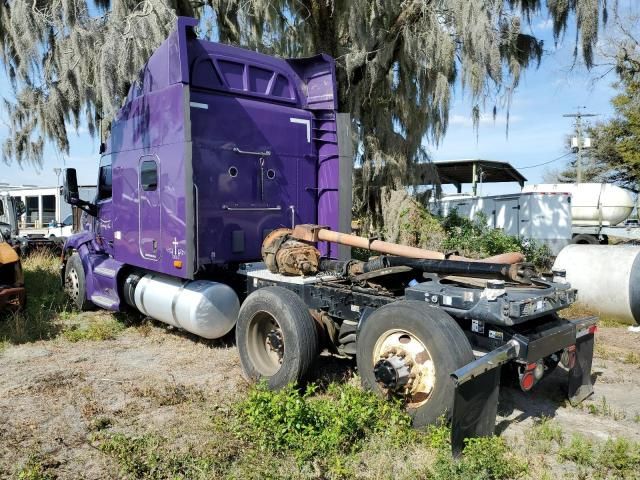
[1,312,639,479]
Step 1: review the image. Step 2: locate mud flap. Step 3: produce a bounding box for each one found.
[450,367,501,457]
[568,332,595,405]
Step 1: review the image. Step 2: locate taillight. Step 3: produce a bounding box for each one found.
[588,325,598,335]
[520,360,544,391]
[520,371,535,391]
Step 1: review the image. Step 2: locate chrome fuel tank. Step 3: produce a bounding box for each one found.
[131,273,239,339]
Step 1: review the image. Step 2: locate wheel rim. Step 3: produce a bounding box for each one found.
[246,311,284,376]
[372,329,435,408]
[65,267,80,302]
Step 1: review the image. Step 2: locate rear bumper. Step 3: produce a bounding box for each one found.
[0,286,26,312]
[450,315,597,455]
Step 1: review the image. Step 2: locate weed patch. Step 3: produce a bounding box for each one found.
[559,434,640,478]
[559,434,594,466]
[236,382,413,461]
[528,417,563,453]
[62,315,126,342]
[623,352,640,365]
[430,436,528,479]
[583,396,626,420]
[95,432,216,479]
[441,210,552,269]
[15,454,55,480]
[597,437,640,477]
[0,251,67,346]
[128,382,206,406]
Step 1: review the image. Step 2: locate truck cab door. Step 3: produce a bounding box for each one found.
[95,155,114,255]
[138,156,161,260]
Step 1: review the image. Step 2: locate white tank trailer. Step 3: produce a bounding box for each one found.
[554,245,640,325]
[523,183,635,226]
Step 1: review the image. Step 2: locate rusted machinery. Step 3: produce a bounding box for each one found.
[261,225,534,284]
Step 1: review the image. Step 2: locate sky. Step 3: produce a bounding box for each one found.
[0,2,637,192]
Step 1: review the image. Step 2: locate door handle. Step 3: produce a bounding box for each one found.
[233,147,271,156]
[222,206,282,211]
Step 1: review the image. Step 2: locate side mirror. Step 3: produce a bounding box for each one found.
[63,168,80,204]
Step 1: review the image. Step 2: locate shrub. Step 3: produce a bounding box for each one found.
[442,210,553,269]
[235,382,413,461]
[596,437,640,477]
[431,436,528,479]
[558,434,594,466]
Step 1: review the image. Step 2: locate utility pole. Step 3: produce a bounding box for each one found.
[563,108,597,183]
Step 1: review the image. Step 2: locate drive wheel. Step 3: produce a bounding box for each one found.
[236,286,318,389]
[357,301,474,428]
[64,253,93,311]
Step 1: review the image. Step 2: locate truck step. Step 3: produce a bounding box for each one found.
[90,294,120,310]
[94,266,117,278]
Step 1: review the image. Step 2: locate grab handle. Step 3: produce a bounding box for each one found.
[233,147,271,156]
[222,206,282,211]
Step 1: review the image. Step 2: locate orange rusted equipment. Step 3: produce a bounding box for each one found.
[262,228,321,276]
[0,242,25,312]
[289,224,525,264]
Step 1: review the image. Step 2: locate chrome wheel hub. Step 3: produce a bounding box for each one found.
[372,330,435,408]
[66,268,80,301]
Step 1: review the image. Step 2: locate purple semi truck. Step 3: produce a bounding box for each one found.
[60,17,596,454]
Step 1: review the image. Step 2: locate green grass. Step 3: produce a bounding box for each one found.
[93,382,534,479]
[583,396,626,420]
[0,251,132,349]
[0,251,68,347]
[623,352,640,365]
[235,381,414,461]
[527,417,564,454]
[559,434,594,466]
[62,316,126,342]
[95,432,217,480]
[558,434,640,478]
[597,438,640,477]
[598,316,632,328]
[560,303,630,328]
[15,454,55,480]
[430,436,529,480]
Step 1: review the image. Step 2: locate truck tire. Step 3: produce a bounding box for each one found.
[236,286,318,389]
[571,234,599,245]
[64,253,94,311]
[356,301,474,428]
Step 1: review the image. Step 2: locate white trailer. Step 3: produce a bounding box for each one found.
[522,183,640,244]
[432,192,573,255]
[433,183,640,252]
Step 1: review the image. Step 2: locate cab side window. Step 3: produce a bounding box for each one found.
[140,160,158,191]
[97,155,112,201]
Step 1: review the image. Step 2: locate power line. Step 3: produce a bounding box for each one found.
[517,152,573,169]
[477,152,573,171]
